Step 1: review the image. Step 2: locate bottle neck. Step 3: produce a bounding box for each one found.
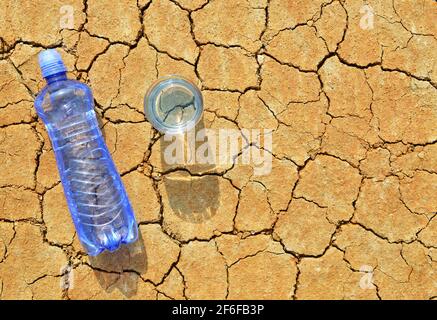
[45,72,67,84]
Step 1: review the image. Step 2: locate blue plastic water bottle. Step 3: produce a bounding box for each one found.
[34,49,138,256]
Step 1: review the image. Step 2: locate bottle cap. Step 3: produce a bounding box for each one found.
[38,49,67,78]
[144,75,203,134]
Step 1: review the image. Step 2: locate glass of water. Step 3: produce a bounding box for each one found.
[144,75,203,134]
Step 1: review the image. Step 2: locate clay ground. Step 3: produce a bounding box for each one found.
[0,0,436,300]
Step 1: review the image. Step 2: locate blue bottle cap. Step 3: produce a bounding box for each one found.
[38,49,67,78]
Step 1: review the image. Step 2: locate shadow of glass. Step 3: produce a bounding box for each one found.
[88,231,147,298]
[160,118,220,223]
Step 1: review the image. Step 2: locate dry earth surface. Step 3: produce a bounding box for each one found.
[0,0,436,299]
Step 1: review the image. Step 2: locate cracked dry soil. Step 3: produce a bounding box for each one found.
[0,0,436,300]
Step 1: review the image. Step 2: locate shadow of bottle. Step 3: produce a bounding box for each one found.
[88,231,147,298]
[159,118,220,223]
[82,103,146,297]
